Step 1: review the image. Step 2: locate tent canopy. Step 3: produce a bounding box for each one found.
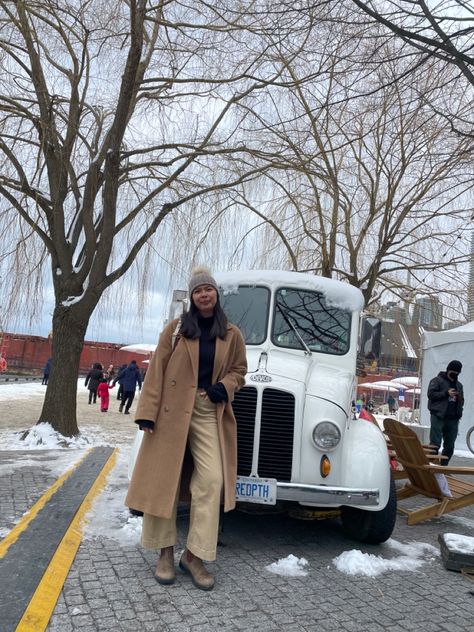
[359,381,400,393]
[423,320,474,349]
[390,376,419,387]
[119,343,156,355]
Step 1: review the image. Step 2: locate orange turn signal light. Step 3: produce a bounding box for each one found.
[320,455,331,478]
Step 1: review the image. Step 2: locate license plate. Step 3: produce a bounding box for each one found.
[236,476,277,505]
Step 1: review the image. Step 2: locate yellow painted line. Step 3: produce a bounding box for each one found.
[0,449,92,559]
[15,447,118,632]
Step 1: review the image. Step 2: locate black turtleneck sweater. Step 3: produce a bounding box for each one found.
[197,315,216,389]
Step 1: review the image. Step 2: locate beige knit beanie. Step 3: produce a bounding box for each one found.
[188,266,218,296]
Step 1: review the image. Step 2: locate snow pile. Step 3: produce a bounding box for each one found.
[266,554,309,577]
[0,422,118,451]
[333,539,439,578]
[84,447,142,546]
[444,533,474,554]
[18,422,93,449]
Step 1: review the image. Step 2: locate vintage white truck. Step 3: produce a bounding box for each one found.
[130,270,396,543]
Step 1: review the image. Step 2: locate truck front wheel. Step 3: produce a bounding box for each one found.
[340,476,397,544]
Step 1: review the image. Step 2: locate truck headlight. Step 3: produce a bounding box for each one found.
[312,422,341,450]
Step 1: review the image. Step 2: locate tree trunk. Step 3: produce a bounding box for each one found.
[37,304,89,436]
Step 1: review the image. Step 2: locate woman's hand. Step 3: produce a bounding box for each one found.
[142,427,154,434]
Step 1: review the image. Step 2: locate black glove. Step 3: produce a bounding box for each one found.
[206,382,228,403]
[136,419,155,430]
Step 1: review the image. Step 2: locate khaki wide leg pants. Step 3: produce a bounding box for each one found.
[141,393,224,561]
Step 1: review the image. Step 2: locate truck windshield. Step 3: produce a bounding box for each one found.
[220,286,270,344]
[272,288,351,355]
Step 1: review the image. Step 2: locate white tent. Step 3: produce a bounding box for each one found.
[420,321,474,451]
[359,381,400,393]
[119,343,156,355]
[390,376,419,387]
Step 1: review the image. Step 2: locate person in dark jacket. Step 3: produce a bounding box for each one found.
[114,360,142,414]
[42,358,52,385]
[116,363,127,400]
[85,362,103,404]
[427,360,464,464]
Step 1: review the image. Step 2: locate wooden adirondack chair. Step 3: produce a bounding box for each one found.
[383,418,474,525]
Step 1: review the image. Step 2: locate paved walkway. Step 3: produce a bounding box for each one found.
[0,391,473,631]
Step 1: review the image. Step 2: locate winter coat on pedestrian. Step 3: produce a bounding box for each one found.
[97,380,114,411]
[42,358,52,384]
[114,361,142,392]
[427,371,464,419]
[85,363,103,392]
[125,317,247,519]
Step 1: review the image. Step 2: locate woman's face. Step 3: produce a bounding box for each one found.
[192,284,218,316]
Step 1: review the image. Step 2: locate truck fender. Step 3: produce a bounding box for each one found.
[340,420,391,511]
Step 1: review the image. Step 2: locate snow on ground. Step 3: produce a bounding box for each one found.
[445,514,474,530]
[266,554,309,577]
[444,533,474,554]
[83,445,142,546]
[0,421,113,451]
[333,539,439,578]
[0,449,88,478]
[0,381,47,401]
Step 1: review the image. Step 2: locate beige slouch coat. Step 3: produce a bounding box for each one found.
[125,318,247,519]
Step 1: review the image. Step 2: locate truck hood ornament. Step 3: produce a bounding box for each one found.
[250,373,272,383]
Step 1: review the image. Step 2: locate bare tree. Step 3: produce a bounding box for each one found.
[349,0,474,135]
[0,0,306,435]
[223,38,473,313]
[350,0,474,80]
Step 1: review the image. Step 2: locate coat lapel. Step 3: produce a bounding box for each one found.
[213,326,233,383]
[182,336,199,379]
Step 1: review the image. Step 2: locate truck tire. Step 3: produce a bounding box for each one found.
[340,476,397,544]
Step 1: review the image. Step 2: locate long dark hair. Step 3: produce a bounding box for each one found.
[180,297,228,340]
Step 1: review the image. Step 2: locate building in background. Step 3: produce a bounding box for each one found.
[359,295,448,377]
[0,332,139,375]
[412,296,443,329]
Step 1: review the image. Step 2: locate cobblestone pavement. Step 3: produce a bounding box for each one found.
[1,445,473,632]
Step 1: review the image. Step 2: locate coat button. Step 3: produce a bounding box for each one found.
[171,380,176,386]
[164,406,169,412]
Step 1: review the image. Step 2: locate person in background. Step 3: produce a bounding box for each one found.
[85,362,103,404]
[42,357,52,385]
[97,375,114,412]
[116,363,127,400]
[427,360,464,464]
[125,266,247,591]
[107,364,115,384]
[114,360,142,414]
[387,394,397,415]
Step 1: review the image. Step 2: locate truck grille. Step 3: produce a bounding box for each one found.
[233,386,257,476]
[233,386,295,482]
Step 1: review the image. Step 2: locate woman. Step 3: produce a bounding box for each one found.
[84,362,103,404]
[125,267,247,591]
[106,364,115,384]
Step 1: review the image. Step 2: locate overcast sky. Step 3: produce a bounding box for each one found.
[3,268,181,346]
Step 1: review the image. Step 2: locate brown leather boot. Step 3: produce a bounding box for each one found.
[179,549,215,591]
[154,546,175,585]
